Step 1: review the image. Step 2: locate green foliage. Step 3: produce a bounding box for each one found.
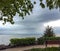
[37,37,45,45]
[37,37,60,44]
[40,0,60,10]
[27,47,60,51]
[10,37,60,46]
[10,37,36,46]
[43,26,55,37]
[45,37,60,40]
[0,0,35,24]
[0,0,60,24]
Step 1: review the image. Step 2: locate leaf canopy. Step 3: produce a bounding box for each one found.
[0,0,60,24]
[0,0,34,24]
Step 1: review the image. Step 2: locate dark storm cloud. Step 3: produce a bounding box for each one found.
[2,9,59,35]
[15,9,60,25]
[38,10,60,22]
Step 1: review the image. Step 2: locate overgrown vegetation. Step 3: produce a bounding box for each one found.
[10,37,36,46]
[37,37,45,45]
[37,37,60,45]
[10,37,60,46]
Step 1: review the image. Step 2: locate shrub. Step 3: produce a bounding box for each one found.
[37,37,45,45]
[10,37,36,46]
[37,37,60,45]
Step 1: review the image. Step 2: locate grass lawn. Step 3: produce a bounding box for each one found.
[25,47,60,51]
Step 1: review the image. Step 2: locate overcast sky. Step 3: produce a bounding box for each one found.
[0,0,60,36]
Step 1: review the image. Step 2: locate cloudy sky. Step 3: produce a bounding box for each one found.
[0,0,60,36]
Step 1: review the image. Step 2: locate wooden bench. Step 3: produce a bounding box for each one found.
[46,40,60,44]
[45,40,60,47]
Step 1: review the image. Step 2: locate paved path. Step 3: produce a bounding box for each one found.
[1,45,60,51]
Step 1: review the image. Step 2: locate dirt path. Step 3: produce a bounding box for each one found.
[1,45,60,51]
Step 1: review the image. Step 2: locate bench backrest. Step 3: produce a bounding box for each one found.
[46,40,60,44]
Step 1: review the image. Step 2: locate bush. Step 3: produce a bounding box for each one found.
[10,37,60,46]
[37,37,60,45]
[45,37,60,41]
[37,37,45,45]
[10,37,36,46]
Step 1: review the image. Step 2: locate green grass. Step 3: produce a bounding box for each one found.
[25,47,60,51]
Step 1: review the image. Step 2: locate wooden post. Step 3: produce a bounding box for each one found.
[44,37,47,48]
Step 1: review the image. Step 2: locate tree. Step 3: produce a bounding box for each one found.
[0,0,35,24]
[43,26,55,37]
[0,0,60,24]
[40,0,60,10]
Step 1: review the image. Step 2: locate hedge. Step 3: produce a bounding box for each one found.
[10,37,36,46]
[10,37,60,46]
[37,37,45,45]
[37,37,60,45]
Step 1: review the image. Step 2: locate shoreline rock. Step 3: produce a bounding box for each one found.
[0,44,9,50]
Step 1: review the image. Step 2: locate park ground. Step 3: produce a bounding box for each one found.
[1,44,60,51]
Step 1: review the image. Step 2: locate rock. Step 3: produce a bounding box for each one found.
[0,44,8,50]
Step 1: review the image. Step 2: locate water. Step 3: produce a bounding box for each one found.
[0,34,41,45]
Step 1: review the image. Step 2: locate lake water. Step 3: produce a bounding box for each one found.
[0,34,41,45]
